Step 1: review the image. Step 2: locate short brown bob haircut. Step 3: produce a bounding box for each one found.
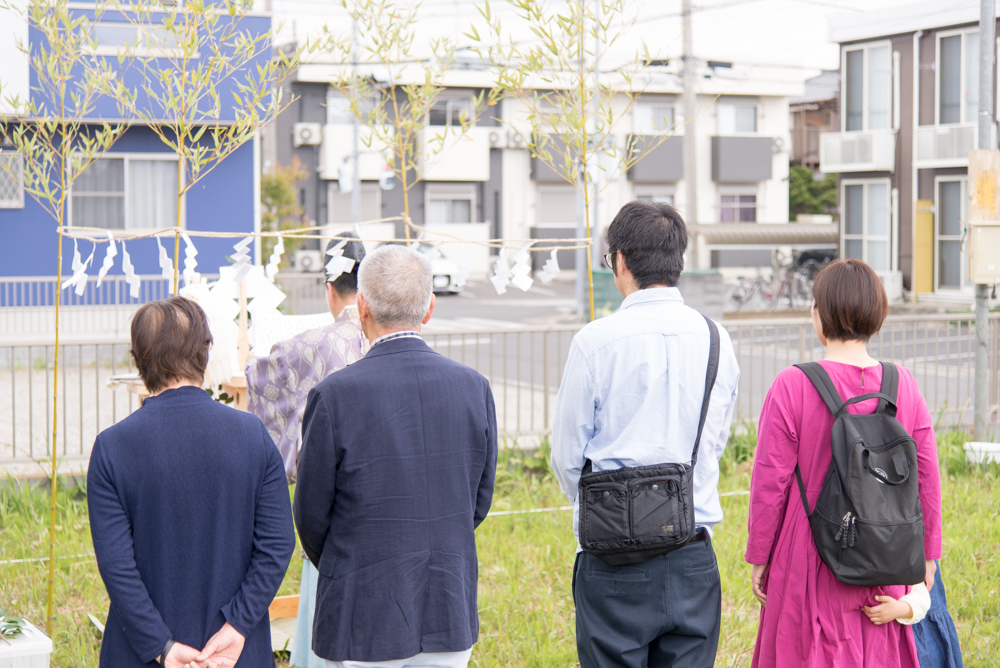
[131,296,212,393]
[812,259,888,342]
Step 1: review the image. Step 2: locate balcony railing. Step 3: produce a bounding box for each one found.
[915,123,977,168]
[820,129,896,173]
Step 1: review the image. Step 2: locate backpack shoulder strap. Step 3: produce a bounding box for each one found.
[794,362,844,417]
[795,465,812,516]
[691,314,721,466]
[877,362,899,417]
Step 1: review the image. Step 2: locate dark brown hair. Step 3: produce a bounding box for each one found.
[606,200,688,288]
[812,259,888,342]
[130,296,212,393]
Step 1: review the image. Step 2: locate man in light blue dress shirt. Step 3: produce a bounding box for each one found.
[551,201,740,668]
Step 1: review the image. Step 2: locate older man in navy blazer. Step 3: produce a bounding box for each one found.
[294,244,498,668]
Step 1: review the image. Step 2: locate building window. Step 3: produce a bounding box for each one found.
[0,152,25,209]
[843,43,891,131]
[326,89,376,125]
[536,185,578,229]
[718,100,758,135]
[327,182,381,225]
[938,30,979,125]
[936,178,967,290]
[635,188,674,206]
[427,97,473,127]
[89,22,181,56]
[842,180,890,272]
[71,156,178,230]
[426,186,475,223]
[635,102,676,134]
[720,190,757,223]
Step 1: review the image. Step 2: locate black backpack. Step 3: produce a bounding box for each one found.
[793,362,926,587]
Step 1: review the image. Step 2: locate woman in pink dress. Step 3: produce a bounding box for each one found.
[745,259,942,667]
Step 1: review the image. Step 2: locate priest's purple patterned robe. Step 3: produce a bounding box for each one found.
[245,308,363,477]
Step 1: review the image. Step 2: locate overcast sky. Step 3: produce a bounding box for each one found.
[272,0,919,81]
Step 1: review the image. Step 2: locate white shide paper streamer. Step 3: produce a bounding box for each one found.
[156,236,173,280]
[230,236,254,284]
[510,242,534,292]
[539,249,561,283]
[265,236,284,282]
[324,240,355,281]
[61,239,95,296]
[489,248,512,295]
[121,243,140,299]
[96,231,117,288]
[182,233,200,285]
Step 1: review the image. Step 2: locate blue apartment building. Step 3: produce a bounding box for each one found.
[0,2,267,303]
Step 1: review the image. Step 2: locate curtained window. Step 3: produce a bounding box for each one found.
[71,156,178,230]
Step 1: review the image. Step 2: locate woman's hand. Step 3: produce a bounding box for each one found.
[924,559,937,591]
[751,563,768,606]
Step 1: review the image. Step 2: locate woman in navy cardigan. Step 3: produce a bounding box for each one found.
[88,297,295,667]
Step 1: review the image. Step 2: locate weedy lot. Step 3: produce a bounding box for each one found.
[1,431,997,667]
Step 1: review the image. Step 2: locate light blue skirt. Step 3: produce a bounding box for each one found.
[290,559,325,668]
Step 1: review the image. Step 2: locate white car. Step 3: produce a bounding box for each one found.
[379,242,463,294]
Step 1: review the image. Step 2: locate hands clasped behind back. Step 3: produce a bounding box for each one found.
[165,623,245,668]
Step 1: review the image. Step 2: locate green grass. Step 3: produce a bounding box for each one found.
[2,433,999,667]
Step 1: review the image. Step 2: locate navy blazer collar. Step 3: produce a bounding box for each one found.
[141,385,213,407]
[363,335,435,360]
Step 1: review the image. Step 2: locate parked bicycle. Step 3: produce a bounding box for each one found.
[723,252,832,313]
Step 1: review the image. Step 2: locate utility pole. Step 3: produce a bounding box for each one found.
[351,15,361,224]
[682,0,699,267]
[974,0,995,440]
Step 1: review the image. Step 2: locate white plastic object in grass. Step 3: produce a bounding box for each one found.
[0,619,53,668]
[964,441,1000,465]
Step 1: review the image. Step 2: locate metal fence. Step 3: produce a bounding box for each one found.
[0,273,323,343]
[1,314,997,473]
[727,313,1000,428]
[0,276,178,344]
[0,342,140,475]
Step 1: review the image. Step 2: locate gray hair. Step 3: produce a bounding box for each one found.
[357,244,433,329]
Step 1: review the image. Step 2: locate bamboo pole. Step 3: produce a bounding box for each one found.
[47,227,64,633]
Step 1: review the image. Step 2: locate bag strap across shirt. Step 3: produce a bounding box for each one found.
[582,313,720,475]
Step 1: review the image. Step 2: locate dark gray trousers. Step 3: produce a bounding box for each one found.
[572,539,722,668]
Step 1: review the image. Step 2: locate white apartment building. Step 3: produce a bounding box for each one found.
[268,59,802,278]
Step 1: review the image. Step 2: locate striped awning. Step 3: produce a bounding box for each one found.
[686,223,839,246]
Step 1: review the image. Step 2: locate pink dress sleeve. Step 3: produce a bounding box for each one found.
[745,367,801,565]
[900,367,942,560]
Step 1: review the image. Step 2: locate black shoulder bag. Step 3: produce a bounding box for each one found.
[577,314,721,566]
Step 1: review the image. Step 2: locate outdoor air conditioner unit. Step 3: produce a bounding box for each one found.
[508,131,527,148]
[293,250,323,272]
[488,129,507,149]
[293,123,322,147]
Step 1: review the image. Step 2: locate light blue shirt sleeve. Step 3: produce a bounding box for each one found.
[551,339,595,504]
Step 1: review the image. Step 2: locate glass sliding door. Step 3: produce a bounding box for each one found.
[842,180,890,271]
[935,178,967,291]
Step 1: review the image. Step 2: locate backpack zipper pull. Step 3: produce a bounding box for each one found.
[835,511,850,545]
[848,515,857,548]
